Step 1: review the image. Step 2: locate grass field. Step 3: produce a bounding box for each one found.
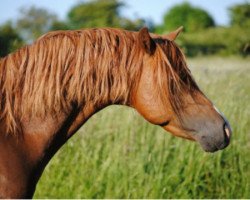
[34,57,250,198]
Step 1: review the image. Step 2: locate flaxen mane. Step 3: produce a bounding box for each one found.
[0,28,198,134]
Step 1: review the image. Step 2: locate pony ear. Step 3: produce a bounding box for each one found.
[165,26,183,41]
[138,27,156,55]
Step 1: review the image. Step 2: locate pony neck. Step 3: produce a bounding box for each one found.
[3,97,123,197]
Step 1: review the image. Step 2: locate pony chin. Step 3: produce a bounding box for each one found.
[195,137,224,152]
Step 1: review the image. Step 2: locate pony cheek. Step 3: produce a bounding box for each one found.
[132,99,172,126]
[134,107,167,125]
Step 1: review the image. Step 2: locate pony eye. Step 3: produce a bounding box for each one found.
[179,70,188,83]
[180,72,187,81]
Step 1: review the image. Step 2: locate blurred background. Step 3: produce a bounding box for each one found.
[0,0,249,57]
[0,0,249,198]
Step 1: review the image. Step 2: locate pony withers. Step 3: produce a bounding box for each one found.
[0,27,231,198]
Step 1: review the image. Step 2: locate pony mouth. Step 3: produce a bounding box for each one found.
[200,143,220,152]
[196,136,230,153]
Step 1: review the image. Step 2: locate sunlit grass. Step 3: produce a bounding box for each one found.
[34,57,250,198]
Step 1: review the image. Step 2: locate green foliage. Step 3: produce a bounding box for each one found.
[68,0,121,28]
[16,6,57,42]
[50,20,70,31]
[180,27,250,57]
[229,3,250,28]
[156,2,250,57]
[162,2,215,32]
[1,1,249,57]
[0,22,23,57]
[67,0,145,30]
[34,58,250,198]
[158,25,250,57]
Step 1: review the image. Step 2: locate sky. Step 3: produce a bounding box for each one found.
[0,0,249,26]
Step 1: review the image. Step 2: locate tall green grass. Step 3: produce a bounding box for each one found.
[34,57,250,198]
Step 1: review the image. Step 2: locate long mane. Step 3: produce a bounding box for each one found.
[0,28,198,134]
[0,28,144,134]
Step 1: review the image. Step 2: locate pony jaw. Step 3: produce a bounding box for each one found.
[161,115,232,153]
[162,123,196,141]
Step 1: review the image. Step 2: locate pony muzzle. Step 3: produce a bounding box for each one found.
[198,119,232,152]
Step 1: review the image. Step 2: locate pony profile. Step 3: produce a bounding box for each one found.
[0,27,231,198]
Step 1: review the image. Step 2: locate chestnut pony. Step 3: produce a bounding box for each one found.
[0,27,231,198]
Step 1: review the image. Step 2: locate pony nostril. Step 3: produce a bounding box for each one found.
[223,122,231,141]
[225,126,230,138]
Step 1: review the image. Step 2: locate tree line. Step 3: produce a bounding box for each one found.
[0,0,249,57]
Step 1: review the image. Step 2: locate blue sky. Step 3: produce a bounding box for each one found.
[0,0,249,26]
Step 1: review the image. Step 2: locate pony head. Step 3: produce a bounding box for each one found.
[131,27,231,152]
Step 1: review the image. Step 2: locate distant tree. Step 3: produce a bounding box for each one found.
[50,20,70,31]
[229,3,250,28]
[162,2,215,32]
[16,6,58,42]
[67,0,146,30]
[0,22,23,57]
[68,0,121,29]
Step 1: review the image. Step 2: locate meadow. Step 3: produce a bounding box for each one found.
[34,57,250,198]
